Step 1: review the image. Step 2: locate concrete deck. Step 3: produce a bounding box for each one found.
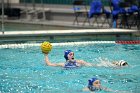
[0,29,138,35]
[0,28,139,43]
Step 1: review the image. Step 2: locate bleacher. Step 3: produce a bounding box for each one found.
[0,0,139,30]
[0,8,21,19]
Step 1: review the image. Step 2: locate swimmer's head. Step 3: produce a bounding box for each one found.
[88,77,98,86]
[88,77,101,89]
[119,60,128,66]
[113,60,128,66]
[64,50,74,60]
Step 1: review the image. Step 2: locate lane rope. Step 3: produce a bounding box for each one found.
[0,41,115,49]
[115,40,140,44]
[0,40,139,49]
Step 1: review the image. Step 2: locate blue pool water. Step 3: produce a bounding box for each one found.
[0,42,140,93]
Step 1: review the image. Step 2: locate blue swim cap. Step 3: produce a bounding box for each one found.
[88,77,98,86]
[64,50,72,60]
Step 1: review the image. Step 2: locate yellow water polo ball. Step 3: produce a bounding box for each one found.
[41,41,52,53]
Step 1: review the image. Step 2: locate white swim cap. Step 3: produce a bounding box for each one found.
[118,60,128,66]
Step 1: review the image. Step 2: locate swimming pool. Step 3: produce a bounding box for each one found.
[0,41,140,93]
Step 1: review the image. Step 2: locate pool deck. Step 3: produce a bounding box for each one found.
[0,28,139,43]
[0,28,138,35]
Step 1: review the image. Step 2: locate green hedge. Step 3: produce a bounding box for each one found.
[20,0,110,6]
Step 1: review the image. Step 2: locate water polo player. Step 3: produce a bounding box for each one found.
[41,41,94,68]
[87,77,102,91]
[83,77,114,92]
[95,57,128,68]
[112,60,128,67]
[83,77,130,92]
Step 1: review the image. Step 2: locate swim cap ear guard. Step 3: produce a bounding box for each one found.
[64,50,72,60]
